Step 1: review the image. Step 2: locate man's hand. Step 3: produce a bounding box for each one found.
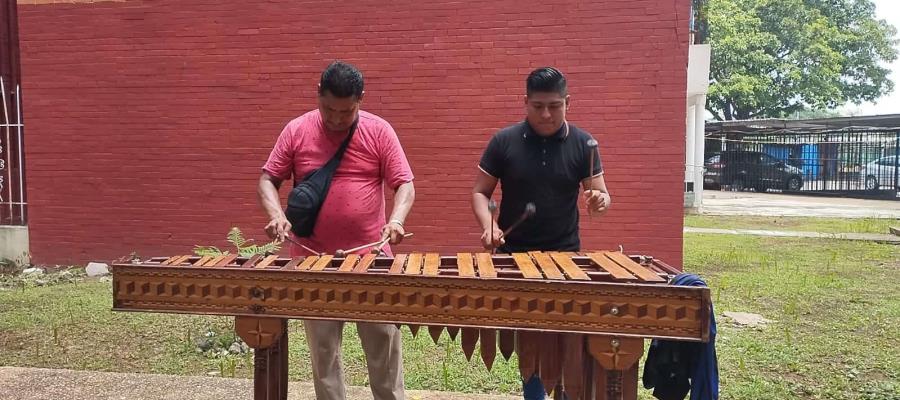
[583,190,611,215]
[381,221,406,245]
[264,215,291,242]
[480,225,505,250]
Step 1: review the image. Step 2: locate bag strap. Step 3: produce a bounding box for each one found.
[292,118,360,186]
[323,118,359,168]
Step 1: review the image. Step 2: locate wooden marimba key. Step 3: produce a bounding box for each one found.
[112,251,710,400]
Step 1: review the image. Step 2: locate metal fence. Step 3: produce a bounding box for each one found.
[0,77,25,225]
[1,1,27,225]
[704,129,900,200]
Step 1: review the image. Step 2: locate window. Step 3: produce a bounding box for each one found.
[877,156,897,166]
[760,154,780,166]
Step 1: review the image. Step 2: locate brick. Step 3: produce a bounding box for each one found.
[19,0,691,268]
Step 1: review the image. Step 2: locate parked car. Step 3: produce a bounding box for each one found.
[861,155,899,191]
[704,150,803,192]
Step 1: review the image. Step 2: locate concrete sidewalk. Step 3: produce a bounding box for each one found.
[0,367,518,400]
[700,191,900,218]
[684,227,900,243]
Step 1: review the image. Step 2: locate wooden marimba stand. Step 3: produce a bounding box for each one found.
[235,317,289,400]
[112,251,711,400]
[237,316,647,400]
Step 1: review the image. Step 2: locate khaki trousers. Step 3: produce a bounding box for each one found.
[303,320,405,400]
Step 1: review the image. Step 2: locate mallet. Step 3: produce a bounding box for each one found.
[282,236,322,256]
[488,200,498,253]
[586,139,598,217]
[336,233,414,257]
[502,202,536,238]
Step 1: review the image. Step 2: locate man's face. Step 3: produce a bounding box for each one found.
[318,90,362,132]
[525,91,569,136]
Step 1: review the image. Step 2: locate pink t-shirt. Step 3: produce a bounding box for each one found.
[263,109,414,257]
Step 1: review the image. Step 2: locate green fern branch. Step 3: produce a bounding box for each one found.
[227,227,247,248]
[194,227,282,257]
[193,246,226,257]
[257,241,281,255]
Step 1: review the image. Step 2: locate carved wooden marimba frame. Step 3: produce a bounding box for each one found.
[111,251,711,400]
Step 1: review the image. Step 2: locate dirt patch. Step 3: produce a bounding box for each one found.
[0,331,30,352]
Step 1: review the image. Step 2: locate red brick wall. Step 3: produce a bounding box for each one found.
[18,0,690,267]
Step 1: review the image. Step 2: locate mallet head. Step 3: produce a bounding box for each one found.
[524,202,536,217]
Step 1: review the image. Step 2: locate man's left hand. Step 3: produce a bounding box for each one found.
[381,221,406,245]
[583,190,611,215]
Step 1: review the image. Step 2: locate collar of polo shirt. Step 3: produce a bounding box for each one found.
[523,120,570,141]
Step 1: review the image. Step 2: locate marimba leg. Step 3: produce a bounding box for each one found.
[586,336,643,400]
[590,363,638,400]
[235,316,289,400]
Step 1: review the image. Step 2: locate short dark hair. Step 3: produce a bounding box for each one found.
[318,61,364,99]
[526,67,567,97]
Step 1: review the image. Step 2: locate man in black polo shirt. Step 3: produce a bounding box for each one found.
[473,67,610,251]
[470,67,611,399]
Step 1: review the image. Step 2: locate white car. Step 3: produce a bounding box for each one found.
[861,156,899,191]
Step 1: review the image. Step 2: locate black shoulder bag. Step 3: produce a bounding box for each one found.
[285,120,358,237]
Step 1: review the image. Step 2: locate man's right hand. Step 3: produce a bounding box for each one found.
[265,216,292,242]
[481,225,505,250]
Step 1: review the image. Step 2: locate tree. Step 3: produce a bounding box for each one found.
[705,0,898,120]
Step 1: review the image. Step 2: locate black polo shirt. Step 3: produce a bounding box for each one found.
[479,121,603,252]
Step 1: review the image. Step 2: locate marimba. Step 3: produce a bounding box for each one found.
[111,251,711,400]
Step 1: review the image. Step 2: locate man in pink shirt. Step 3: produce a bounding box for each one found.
[257,61,415,400]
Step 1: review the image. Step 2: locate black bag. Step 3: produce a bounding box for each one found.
[285,120,358,237]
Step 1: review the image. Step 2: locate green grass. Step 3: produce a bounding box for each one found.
[683,234,899,400]
[0,282,520,393]
[685,214,899,234]
[1,231,898,399]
